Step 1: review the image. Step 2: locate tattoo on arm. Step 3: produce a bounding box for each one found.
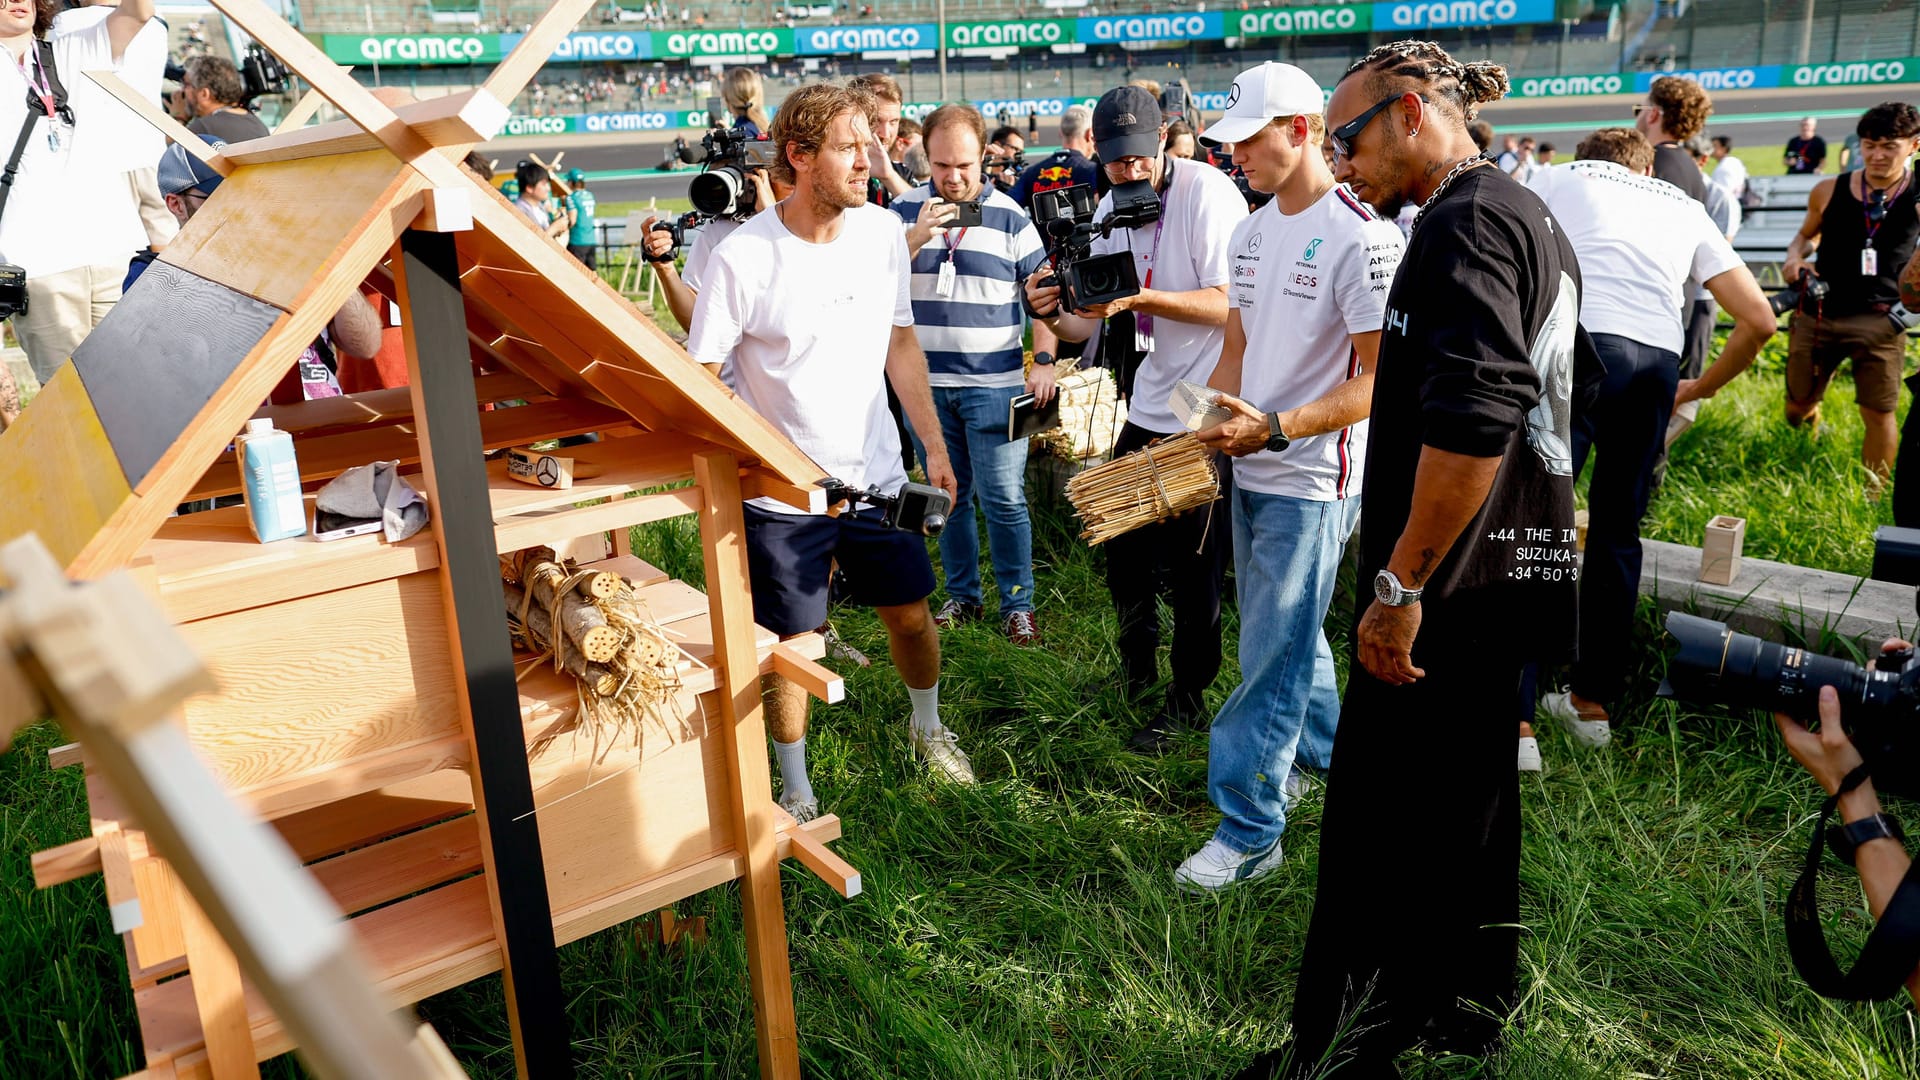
[1408,548,1439,587]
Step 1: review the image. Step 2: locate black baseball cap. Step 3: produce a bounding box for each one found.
[1092,86,1163,162]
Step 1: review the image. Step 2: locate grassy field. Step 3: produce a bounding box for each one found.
[6,332,1920,1076]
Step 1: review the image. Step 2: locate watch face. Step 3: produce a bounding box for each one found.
[1373,571,1395,604]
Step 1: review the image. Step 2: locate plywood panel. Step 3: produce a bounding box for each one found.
[159,149,422,312]
[0,365,133,570]
[176,573,460,794]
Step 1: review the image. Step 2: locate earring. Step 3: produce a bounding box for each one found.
[1409,128,1419,139]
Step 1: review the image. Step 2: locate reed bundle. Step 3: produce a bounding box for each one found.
[1063,433,1219,545]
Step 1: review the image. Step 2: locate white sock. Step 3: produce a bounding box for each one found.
[774,736,814,806]
[908,683,941,738]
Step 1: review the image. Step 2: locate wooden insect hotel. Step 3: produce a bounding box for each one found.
[6,0,858,1075]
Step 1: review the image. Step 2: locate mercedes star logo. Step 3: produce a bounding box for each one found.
[535,457,561,487]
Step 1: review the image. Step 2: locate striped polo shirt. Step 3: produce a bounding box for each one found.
[891,184,1049,388]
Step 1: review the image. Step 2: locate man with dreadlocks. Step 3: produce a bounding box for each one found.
[1234,42,1597,1079]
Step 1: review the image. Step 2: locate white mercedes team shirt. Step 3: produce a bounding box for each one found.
[1227,183,1404,501]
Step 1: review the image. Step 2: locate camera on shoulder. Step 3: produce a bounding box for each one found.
[1031,179,1159,312]
[682,127,776,220]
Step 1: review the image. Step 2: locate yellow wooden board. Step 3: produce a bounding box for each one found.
[0,366,134,570]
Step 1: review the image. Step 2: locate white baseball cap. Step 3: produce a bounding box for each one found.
[1199,62,1325,146]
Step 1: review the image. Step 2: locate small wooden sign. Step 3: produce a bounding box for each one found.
[505,445,574,489]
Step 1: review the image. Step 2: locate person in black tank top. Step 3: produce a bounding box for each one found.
[1782,102,1920,510]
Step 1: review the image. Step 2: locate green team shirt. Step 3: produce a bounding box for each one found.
[568,189,597,246]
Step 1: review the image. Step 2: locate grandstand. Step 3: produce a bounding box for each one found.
[1635,0,1920,70]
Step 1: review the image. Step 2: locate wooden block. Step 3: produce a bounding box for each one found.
[1701,514,1746,586]
[504,445,574,489]
[785,823,861,899]
[416,187,473,234]
[770,643,844,705]
[128,856,188,975]
[177,893,261,1080]
[32,835,103,888]
[48,741,83,769]
[94,818,145,933]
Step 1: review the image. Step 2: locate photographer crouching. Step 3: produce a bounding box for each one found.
[0,0,162,403]
[685,83,974,824]
[1023,84,1248,750]
[1781,102,1920,509]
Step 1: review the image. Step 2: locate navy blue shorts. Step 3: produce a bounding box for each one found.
[743,504,936,637]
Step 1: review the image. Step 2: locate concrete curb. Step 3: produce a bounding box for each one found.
[1640,538,1918,649]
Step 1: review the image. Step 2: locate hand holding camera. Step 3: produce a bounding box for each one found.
[907,196,960,253]
[817,478,954,537]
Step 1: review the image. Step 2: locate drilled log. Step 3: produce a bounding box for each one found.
[513,550,623,663]
[503,581,620,696]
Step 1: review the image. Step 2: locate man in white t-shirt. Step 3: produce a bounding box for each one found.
[640,167,782,332]
[1024,84,1247,751]
[0,0,161,389]
[1159,63,1405,889]
[1524,128,1774,747]
[686,83,970,823]
[1709,135,1748,204]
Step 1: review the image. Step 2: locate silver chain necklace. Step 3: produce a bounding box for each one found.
[1412,156,1491,229]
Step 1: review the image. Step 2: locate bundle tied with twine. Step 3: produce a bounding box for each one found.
[501,546,682,761]
[1064,432,1219,545]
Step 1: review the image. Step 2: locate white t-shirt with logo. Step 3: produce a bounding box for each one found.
[1090,155,1246,433]
[0,17,163,277]
[1528,160,1743,356]
[1228,183,1404,501]
[686,202,914,515]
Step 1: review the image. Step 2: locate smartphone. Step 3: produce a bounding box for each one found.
[705,95,725,128]
[950,199,984,228]
[313,509,382,542]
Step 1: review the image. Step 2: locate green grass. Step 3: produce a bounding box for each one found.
[8,332,1920,1077]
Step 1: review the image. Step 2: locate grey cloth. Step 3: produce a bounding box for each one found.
[315,460,429,542]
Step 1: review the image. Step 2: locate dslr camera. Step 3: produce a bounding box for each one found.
[818,478,951,537]
[680,126,776,220]
[239,43,289,103]
[1031,179,1160,312]
[1770,267,1831,316]
[644,210,703,264]
[1661,610,1920,796]
[0,263,27,320]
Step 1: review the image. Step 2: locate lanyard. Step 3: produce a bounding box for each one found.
[1863,171,1910,243]
[943,226,968,262]
[19,43,52,121]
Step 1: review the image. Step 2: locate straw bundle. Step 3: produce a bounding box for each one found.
[502,546,682,760]
[1064,433,1219,545]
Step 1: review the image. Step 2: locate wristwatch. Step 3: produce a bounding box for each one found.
[1373,569,1422,607]
[1033,351,1057,367]
[1829,813,1905,865]
[1265,412,1291,454]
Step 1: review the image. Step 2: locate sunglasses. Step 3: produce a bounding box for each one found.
[1329,93,1425,159]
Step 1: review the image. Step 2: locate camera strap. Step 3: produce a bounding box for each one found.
[0,39,69,225]
[1785,762,1920,1000]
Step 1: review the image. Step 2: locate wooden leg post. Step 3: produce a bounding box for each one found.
[691,451,801,1080]
[397,228,574,1079]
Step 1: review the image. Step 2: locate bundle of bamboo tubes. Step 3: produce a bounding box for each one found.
[1063,433,1219,545]
[501,546,681,757]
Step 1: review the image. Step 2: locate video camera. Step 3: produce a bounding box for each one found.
[817,478,951,537]
[1030,179,1160,312]
[679,126,776,220]
[239,43,289,103]
[1771,267,1831,316]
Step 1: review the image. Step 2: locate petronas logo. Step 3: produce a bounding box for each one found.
[1302,237,1323,261]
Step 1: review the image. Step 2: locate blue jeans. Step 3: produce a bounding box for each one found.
[1207,486,1360,854]
[911,384,1035,613]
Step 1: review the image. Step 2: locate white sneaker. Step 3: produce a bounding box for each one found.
[1175,837,1285,891]
[1541,691,1612,748]
[779,791,820,824]
[910,723,975,784]
[1283,768,1314,801]
[1517,736,1542,772]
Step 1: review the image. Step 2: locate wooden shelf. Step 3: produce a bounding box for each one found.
[252,371,542,439]
[488,433,716,552]
[140,495,439,624]
[127,816,845,1080]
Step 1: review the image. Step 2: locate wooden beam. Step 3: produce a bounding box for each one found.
[48,741,82,769]
[417,187,474,233]
[395,227,574,1079]
[692,450,802,1080]
[272,78,337,134]
[178,893,260,1080]
[481,0,599,108]
[94,818,145,933]
[785,824,861,899]
[770,643,843,705]
[219,90,511,168]
[83,70,227,174]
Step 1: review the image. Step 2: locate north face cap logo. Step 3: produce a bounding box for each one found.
[1226,83,1242,109]
[1115,112,1136,126]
